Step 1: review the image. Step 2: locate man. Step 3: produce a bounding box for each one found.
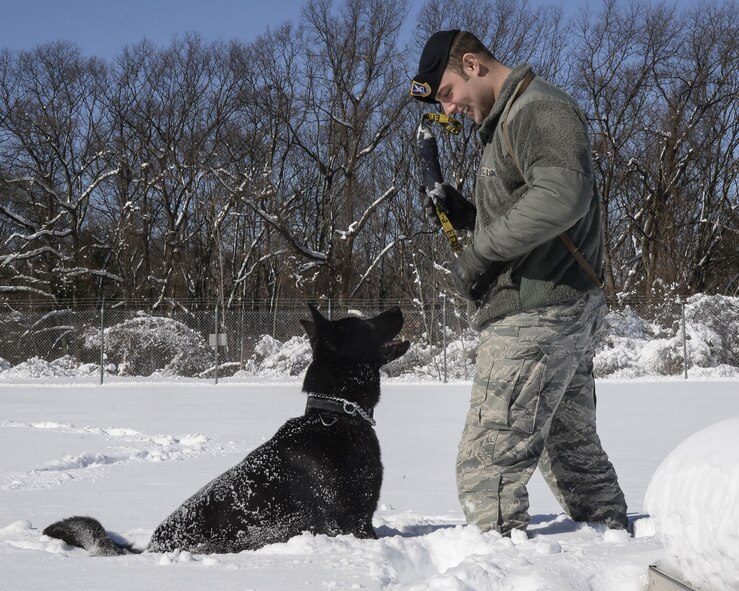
[411,30,628,536]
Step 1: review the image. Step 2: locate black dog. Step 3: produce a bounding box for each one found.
[43,305,409,555]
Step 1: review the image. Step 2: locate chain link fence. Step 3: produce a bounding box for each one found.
[1,295,737,383]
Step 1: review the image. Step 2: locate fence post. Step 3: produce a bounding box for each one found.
[240,301,245,368]
[214,304,219,385]
[442,294,448,383]
[682,300,688,379]
[99,298,105,386]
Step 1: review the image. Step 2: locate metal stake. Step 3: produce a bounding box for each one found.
[442,294,448,383]
[682,301,688,379]
[214,304,219,385]
[100,297,105,386]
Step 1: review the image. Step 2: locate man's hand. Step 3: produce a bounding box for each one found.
[452,243,489,300]
[421,183,476,231]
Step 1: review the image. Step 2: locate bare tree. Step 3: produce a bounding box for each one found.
[211,0,414,304]
[0,42,118,305]
[101,35,247,308]
[567,0,737,297]
[617,1,738,295]
[0,0,736,308]
[572,0,654,294]
[678,1,739,294]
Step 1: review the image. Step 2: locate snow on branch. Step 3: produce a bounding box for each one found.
[4,222,72,247]
[336,185,396,241]
[0,204,37,232]
[0,285,57,299]
[349,231,422,298]
[0,246,66,266]
[54,267,123,282]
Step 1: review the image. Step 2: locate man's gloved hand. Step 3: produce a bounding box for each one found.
[421,183,476,231]
[452,242,490,301]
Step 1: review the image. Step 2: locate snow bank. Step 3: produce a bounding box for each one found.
[82,313,214,377]
[595,294,739,378]
[1,294,738,381]
[645,417,739,591]
[0,356,98,379]
[236,334,312,378]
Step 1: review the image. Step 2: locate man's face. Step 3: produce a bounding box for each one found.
[435,60,494,125]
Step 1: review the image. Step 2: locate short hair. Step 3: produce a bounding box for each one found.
[447,32,494,78]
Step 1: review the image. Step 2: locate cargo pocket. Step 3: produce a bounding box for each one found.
[478,345,549,434]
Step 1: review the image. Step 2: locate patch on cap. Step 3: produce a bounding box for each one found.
[410,29,460,104]
[410,80,432,98]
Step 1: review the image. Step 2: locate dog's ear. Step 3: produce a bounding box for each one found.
[307,304,330,328]
[300,319,316,340]
[303,304,329,348]
[369,306,404,342]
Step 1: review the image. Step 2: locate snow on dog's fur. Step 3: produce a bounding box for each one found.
[43,305,410,555]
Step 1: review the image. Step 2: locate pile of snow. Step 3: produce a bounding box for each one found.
[236,334,312,378]
[683,294,739,367]
[645,417,739,591]
[0,356,98,379]
[232,329,479,382]
[1,294,737,381]
[384,328,479,381]
[82,313,214,377]
[594,294,739,378]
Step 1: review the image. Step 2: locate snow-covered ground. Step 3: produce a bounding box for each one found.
[1,378,738,590]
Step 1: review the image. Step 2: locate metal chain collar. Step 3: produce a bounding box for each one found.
[306,394,376,427]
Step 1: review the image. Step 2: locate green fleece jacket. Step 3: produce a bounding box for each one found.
[467,63,603,330]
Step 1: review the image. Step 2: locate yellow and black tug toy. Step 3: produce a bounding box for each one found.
[416,113,463,255]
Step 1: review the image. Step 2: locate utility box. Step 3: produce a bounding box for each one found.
[209,334,227,347]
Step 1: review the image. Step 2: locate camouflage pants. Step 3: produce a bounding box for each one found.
[457,290,628,535]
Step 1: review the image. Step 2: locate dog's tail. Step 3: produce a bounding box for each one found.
[43,516,141,556]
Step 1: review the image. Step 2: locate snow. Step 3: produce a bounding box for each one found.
[1,380,738,590]
[594,294,739,379]
[4,294,737,383]
[645,417,739,591]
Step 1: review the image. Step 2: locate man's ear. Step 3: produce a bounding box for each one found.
[462,52,482,75]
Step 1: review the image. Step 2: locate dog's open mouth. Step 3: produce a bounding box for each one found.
[382,339,411,362]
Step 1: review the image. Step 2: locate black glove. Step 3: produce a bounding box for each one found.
[421,183,476,231]
[451,243,490,300]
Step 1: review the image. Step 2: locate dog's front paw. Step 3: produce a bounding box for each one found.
[353,523,377,540]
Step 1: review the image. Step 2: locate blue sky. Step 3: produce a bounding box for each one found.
[1,0,611,60]
[1,0,310,59]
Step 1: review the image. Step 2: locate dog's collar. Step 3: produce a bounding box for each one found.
[305,394,376,427]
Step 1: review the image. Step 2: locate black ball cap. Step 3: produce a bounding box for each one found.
[410,29,460,103]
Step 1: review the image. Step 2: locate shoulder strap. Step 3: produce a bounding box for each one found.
[557,233,605,290]
[500,71,604,290]
[500,71,535,174]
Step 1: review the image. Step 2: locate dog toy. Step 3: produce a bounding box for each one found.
[416,113,463,255]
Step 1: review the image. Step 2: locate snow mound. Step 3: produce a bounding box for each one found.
[684,294,739,368]
[1,293,737,381]
[237,334,312,378]
[645,417,739,591]
[0,356,97,379]
[595,294,739,378]
[83,314,214,377]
